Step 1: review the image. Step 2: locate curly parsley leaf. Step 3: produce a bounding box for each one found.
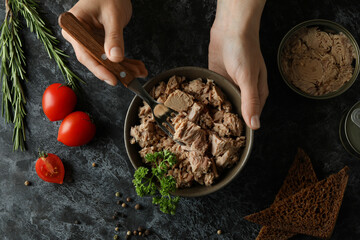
[133,150,180,215]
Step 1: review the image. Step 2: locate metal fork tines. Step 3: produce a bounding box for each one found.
[127,78,184,146]
[153,106,185,146]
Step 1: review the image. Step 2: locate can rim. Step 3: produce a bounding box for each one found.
[339,113,360,158]
[343,101,360,156]
[277,19,360,99]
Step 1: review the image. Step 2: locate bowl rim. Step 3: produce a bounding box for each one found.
[277,19,360,99]
[124,66,254,197]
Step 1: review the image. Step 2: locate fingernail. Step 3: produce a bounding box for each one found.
[104,79,115,86]
[251,115,260,129]
[110,47,122,58]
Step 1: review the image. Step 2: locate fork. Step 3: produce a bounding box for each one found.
[58,12,182,145]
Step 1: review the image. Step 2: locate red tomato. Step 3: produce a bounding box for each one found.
[35,152,65,184]
[42,83,77,121]
[57,111,96,147]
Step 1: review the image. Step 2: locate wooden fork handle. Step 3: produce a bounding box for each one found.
[58,12,135,87]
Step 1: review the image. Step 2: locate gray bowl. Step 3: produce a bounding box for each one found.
[278,19,360,99]
[124,66,254,197]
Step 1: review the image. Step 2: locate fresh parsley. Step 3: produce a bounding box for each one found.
[132,150,180,215]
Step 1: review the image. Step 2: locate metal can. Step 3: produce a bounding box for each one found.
[339,101,360,158]
[278,19,360,99]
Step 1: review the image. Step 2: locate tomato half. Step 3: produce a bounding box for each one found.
[42,83,77,121]
[35,153,65,184]
[57,111,96,147]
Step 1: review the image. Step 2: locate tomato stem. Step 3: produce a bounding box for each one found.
[38,150,48,158]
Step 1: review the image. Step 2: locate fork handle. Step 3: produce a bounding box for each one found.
[58,12,135,87]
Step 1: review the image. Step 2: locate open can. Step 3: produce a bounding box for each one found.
[339,101,360,158]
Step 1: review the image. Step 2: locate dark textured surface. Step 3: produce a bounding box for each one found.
[1,0,360,239]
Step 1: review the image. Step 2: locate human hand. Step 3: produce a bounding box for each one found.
[62,0,147,86]
[209,0,268,130]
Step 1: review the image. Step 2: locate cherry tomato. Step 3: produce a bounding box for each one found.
[57,111,96,147]
[35,152,65,184]
[42,83,77,121]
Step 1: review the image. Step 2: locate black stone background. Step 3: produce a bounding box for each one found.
[1,0,360,239]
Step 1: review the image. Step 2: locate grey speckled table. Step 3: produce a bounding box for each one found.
[1,0,360,239]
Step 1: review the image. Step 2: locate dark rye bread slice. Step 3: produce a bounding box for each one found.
[256,148,318,240]
[245,166,349,239]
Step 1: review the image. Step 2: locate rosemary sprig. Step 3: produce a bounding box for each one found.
[0,12,12,123]
[10,0,85,92]
[0,0,85,150]
[0,2,27,151]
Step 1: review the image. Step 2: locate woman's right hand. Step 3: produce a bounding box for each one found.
[62,0,148,86]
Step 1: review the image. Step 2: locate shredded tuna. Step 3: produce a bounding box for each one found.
[130,75,246,188]
[188,102,203,123]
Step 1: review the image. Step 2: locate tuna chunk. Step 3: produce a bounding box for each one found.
[213,123,230,137]
[130,121,158,148]
[221,100,232,112]
[164,90,194,112]
[210,134,231,156]
[153,81,166,99]
[188,102,203,122]
[204,172,215,186]
[183,78,212,104]
[208,85,225,107]
[168,159,194,188]
[199,111,213,129]
[223,112,243,136]
[182,78,206,94]
[213,110,225,123]
[188,151,211,174]
[139,101,151,118]
[139,146,156,158]
[210,134,245,167]
[173,117,208,153]
[216,150,239,168]
[165,75,184,95]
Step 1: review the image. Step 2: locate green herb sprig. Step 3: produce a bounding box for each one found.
[133,150,180,215]
[13,0,85,91]
[1,3,27,150]
[0,0,84,150]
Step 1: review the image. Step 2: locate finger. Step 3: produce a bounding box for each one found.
[122,58,148,78]
[102,13,125,63]
[62,30,118,86]
[209,64,232,82]
[235,67,261,130]
[258,63,269,114]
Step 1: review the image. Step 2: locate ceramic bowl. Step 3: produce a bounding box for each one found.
[124,66,254,197]
[277,19,360,99]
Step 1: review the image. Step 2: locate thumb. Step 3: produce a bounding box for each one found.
[103,15,125,63]
[235,71,261,130]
